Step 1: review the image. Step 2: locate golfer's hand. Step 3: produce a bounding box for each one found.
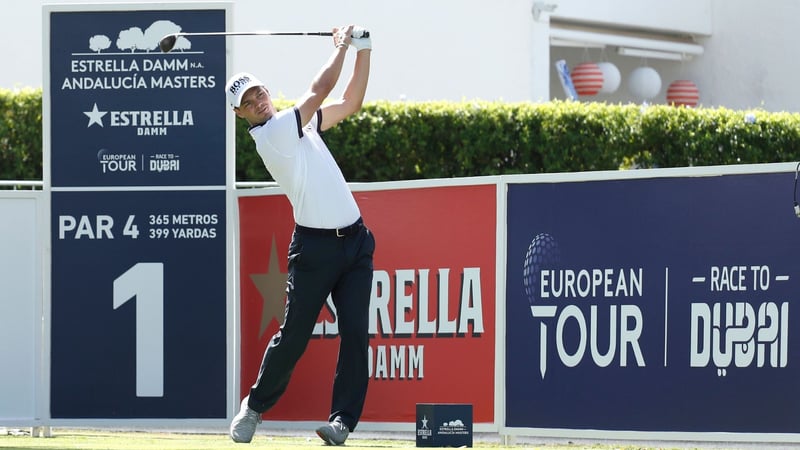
[333,25,353,49]
[351,26,371,51]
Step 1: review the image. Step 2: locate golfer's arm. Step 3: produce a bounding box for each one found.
[321,49,371,131]
[296,45,348,127]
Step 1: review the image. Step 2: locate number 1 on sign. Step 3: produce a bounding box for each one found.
[113,262,164,397]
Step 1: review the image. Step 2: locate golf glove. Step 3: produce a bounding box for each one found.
[351,27,371,51]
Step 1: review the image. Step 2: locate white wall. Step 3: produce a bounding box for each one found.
[0,194,42,424]
[228,0,533,102]
[550,0,712,35]
[698,0,800,111]
[3,0,800,111]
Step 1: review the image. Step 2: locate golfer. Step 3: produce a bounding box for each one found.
[225,25,374,446]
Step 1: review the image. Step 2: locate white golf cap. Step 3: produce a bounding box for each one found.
[225,72,265,108]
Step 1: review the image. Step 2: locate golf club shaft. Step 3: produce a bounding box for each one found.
[174,31,333,38]
[159,29,368,52]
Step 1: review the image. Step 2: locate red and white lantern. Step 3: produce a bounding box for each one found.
[570,62,604,97]
[666,79,700,107]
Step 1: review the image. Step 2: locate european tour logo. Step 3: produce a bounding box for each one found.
[523,232,646,379]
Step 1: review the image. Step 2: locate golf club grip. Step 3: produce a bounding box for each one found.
[323,30,371,38]
[272,31,370,38]
[266,32,332,36]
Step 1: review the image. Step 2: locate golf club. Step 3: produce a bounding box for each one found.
[159,29,370,53]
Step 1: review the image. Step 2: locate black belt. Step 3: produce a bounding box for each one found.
[295,217,363,238]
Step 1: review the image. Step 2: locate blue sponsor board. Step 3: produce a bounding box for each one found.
[47,6,229,419]
[506,171,800,433]
[50,189,226,418]
[49,8,226,187]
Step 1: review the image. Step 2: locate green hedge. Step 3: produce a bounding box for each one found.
[3,89,800,183]
[243,100,800,181]
[0,88,42,181]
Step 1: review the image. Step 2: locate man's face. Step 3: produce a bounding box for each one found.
[235,86,275,125]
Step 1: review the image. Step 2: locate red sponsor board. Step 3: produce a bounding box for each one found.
[237,184,496,424]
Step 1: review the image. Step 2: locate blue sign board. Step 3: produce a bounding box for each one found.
[51,190,226,418]
[506,172,800,433]
[47,6,229,419]
[49,8,226,188]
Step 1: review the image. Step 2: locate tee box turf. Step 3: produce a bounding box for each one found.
[415,403,473,447]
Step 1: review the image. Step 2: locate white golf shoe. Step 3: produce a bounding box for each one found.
[230,397,262,443]
[316,417,349,446]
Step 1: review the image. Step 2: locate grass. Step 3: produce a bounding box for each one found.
[0,428,776,450]
[0,428,711,450]
[0,429,384,450]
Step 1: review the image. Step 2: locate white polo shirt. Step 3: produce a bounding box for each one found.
[249,107,361,229]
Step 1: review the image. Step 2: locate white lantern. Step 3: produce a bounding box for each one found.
[628,66,662,100]
[596,62,621,94]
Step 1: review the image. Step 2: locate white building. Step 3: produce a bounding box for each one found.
[4,0,798,112]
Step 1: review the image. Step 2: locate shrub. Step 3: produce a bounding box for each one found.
[3,89,800,183]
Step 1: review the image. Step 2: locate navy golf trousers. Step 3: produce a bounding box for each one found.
[247,217,375,432]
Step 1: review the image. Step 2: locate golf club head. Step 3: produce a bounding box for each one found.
[159,34,178,53]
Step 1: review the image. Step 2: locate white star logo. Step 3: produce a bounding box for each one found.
[421,416,429,429]
[84,103,107,128]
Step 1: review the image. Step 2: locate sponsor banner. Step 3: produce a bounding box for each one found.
[50,190,227,418]
[48,8,226,187]
[237,184,496,423]
[505,171,800,432]
[46,6,229,420]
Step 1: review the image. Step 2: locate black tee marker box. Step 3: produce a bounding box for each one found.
[416,404,473,447]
